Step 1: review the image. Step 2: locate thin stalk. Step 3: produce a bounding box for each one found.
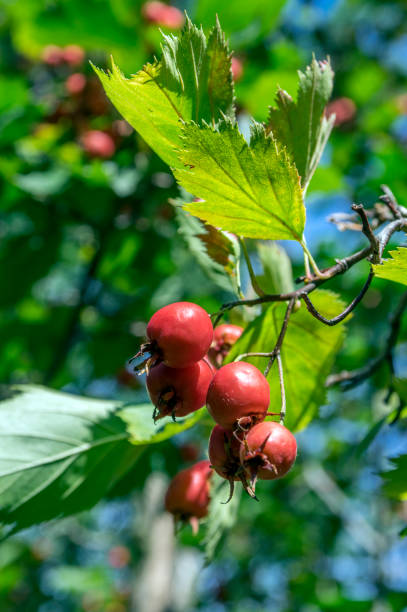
[276,354,286,424]
[239,237,265,297]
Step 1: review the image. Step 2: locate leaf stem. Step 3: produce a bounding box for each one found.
[276,354,286,424]
[239,237,265,297]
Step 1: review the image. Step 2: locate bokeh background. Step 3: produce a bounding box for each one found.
[1,0,407,610]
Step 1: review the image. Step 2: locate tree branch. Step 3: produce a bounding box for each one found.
[211,214,406,325]
[301,268,374,326]
[351,204,380,263]
[326,290,407,389]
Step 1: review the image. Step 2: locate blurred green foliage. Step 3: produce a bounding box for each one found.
[0,0,407,610]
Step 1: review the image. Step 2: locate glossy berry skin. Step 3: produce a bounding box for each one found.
[240,421,297,480]
[208,425,242,481]
[146,359,213,421]
[146,302,213,369]
[206,362,270,430]
[81,130,115,158]
[165,460,212,520]
[208,323,243,367]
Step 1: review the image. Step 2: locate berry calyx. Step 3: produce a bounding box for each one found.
[146,359,213,422]
[133,302,213,371]
[165,460,212,532]
[240,421,297,494]
[206,361,270,431]
[208,323,243,367]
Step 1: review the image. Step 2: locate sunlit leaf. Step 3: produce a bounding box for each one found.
[175,120,305,242]
[267,57,335,190]
[373,248,407,286]
[226,290,346,431]
[94,17,234,168]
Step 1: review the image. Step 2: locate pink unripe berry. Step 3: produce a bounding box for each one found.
[65,73,86,95]
[81,130,116,158]
[142,1,185,29]
[63,44,85,66]
[42,45,64,66]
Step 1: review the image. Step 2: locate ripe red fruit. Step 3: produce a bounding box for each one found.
[65,73,86,96]
[142,1,185,29]
[240,421,297,492]
[63,44,85,66]
[208,425,241,481]
[146,359,213,421]
[81,130,115,158]
[137,302,213,369]
[231,56,244,82]
[208,323,243,367]
[42,45,64,66]
[206,361,270,430]
[165,460,212,531]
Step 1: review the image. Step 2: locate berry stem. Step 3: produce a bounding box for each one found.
[239,237,265,297]
[276,354,286,424]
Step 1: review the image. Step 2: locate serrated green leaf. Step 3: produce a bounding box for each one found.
[174,204,241,295]
[225,290,346,431]
[203,473,241,563]
[256,242,294,294]
[0,386,203,535]
[381,454,407,500]
[267,57,335,191]
[94,17,234,168]
[175,120,305,242]
[373,248,407,286]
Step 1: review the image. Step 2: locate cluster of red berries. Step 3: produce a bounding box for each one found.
[133,301,297,529]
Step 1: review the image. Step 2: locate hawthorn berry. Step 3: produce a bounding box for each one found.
[42,45,64,66]
[65,73,86,96]
[208,323,243,367]
[142,1,185,29]
[231,56,244,82]
[206,361,270,431]
[208,425,249,502]
[146,359,213,421]
[63,44,85,66]
[135,302,213,370]
[240,421,297,493]
[165,460,212,532]
[81,130,116,158]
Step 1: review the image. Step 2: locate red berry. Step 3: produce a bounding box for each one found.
[325,97,356,126]
[142,1,185,28]
[206,362,270,430]
[208,323,243,367]
[240,421,297,486]
[165,460,212,530]
[65,73,86,96]
[146,359,213,421]
[208,425,242,481]
[63,44,85,66]
[42,45,64,66]
[81,130,116,158]
[145,302,213,369]
[231,57,244,82]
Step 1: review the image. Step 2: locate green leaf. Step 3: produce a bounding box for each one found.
[373,248,407,286]
[381,454,407,500]
[267,57,335,191]
[400,525,407,538]
[0,385,203,535]
[175,120,305,242]
[225,290,346,431]
[202,473,241,563]
[94,17,235,168]
[173,204,241,295]
[256,242,294,294]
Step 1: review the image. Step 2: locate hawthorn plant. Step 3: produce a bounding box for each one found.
[1,16,406,557]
